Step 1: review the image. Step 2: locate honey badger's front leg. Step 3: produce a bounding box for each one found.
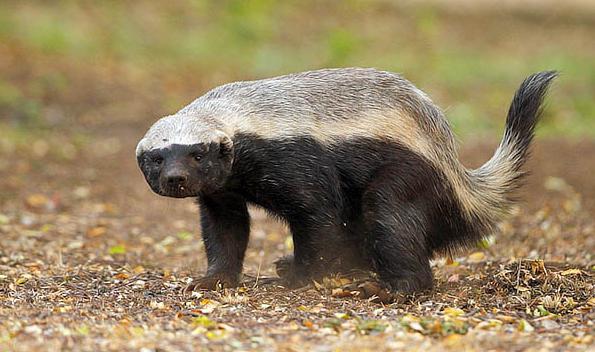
[186,192,250,290]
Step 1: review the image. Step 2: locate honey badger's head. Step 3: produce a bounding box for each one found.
[136,114,234,198]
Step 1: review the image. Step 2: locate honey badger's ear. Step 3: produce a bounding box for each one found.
[212,130,234,162]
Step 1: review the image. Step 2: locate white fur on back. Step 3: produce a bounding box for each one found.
[137,102,435,163]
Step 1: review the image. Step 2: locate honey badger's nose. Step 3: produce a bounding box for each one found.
[163,169,189,187]
[166,174,187,185]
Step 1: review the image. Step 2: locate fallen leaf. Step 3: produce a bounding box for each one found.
[284,236,293,250]
[443,334,463,347]
[334,312,350,320]
[477,237,494,249]
[108,245,126,255]
[87,226,107,237]
[356,319,388,334]
[543,177,570,192]
[402,314,425,333]
[518,319,534,332]
[15,277,28,285]
[197,299,220,314]
[24,325,43,335]
[476,319,503,330]
[443,307,465,317]
[113,273,129,280]
[205,330,227,340]
[150,301,165,309]
[495,315,516,323]
[76,325,90,336]
[331,288,354,298]
[467,252,486,263]
[176,231,193,240]
[408,321,425,332]
[25,194,49,209]
[560,268,583,276]
[192,315,216,329]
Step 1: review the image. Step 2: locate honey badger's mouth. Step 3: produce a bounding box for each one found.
[158,182,201,198]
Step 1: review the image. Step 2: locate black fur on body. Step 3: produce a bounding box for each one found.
[136,68,557,292]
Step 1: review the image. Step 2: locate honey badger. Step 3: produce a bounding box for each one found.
[136,68,557,293]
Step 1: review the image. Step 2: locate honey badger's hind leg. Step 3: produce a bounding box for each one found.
[274,226,370,285]
[273,186,370,286]
[273,197,356,286]
[362,161,443,293]
[275,214,348,287]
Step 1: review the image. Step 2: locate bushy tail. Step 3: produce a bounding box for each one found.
[468,71,558,226]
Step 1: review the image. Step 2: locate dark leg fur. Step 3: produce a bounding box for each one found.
[276,214,346,287]
[187,192,250,290]
[274,234,369,283]
[362,165,435,293]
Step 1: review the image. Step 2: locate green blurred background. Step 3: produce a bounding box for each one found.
[1,0,594,147]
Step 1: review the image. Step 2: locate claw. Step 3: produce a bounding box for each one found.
[182,274,238,294]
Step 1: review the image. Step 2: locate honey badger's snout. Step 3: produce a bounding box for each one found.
[160,163,191,197]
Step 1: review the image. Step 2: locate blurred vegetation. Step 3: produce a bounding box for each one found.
[0,0,594,141]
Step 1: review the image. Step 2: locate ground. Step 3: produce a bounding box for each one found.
[2,134,593,351]
[0,1,594,351]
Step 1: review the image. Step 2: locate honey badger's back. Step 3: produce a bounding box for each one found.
[179,68,457,161]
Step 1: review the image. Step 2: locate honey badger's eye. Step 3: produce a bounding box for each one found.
[191,152,202,161]
[152,156,164,165]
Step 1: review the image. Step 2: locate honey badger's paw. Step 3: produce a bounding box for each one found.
[383,274,434,294]
[273,255,312,288]
[183,274,239,293]
[273,255,293,279]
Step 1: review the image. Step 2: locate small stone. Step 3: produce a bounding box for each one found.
[541,319,560,330]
